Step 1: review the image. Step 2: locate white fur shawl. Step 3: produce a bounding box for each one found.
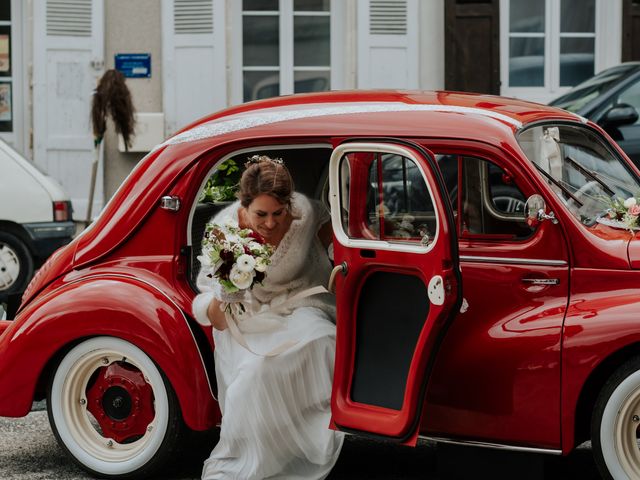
[192,193,336,327]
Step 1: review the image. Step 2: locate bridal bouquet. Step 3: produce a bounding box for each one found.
[198,219,274,296]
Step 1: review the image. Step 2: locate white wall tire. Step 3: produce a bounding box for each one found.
[47,337,185,479]
[592,356,640,480]
[0,231,34,301]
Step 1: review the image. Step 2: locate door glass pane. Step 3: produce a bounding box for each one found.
[294,16,330,67]
[509,37,544,87]
[461,157,532,239]
[243,16,279,67]
[339,156,352,235]
[294,70,330,93]
[618,81,640,126]
[380,154,436,243]
[560,38,594,87]
[510,0,544,33]
[561,0,595,32]
[294,0,330,11]
[243,0,278,11]
[366,158,381,239]
[339,152,436,245]
[244,71,280,102]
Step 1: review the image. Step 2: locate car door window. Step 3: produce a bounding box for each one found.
[340,152,436,245]
[436,154,533,240]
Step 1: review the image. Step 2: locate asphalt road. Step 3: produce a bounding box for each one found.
[0,402,603,480]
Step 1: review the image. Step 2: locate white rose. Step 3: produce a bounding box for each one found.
[255,256,269,272]
[624,197,637,208]
[236,254,256,273]
[229,264,255,290]
[248,241,262,251]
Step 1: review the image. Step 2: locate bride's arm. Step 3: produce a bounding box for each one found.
[206,298,228,330]
[193,292,229,330]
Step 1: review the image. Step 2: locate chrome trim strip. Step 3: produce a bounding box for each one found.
[460,255,567,267]
[419,435,563,455]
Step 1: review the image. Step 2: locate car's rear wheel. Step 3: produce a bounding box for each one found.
[0,231,33,301]
[47,337,185,479]
[592,355,640,480]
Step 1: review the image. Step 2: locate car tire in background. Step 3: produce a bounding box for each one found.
[47,336,187,479]
[592,355,640,480]
[0,231,34,303]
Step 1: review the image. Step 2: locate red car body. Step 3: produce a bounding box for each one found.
[1,90,639,478]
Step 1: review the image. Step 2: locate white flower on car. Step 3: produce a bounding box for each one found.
[624,197,637,208]
[236,254,256,273]
[229,264,255,290]
[255,256,269,272]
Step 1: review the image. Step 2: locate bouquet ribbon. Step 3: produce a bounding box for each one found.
[223,285,329,357]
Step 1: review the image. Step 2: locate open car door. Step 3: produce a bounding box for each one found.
[328,141,461,445]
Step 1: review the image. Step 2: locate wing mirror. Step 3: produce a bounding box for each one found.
[599,103,639,129]
[525,194,558,227]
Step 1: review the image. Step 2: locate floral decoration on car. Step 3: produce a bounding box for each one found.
[598,196,640,231]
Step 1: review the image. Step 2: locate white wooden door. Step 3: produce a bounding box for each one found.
[33,0,104,220]
[357,0,419,89]
[162,0,226,136]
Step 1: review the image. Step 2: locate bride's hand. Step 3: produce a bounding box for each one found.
[207,298,229,331]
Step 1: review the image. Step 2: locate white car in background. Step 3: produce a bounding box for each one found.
[0,140,74,303]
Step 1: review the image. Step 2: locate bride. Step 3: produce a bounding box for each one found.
[192,155,344,479]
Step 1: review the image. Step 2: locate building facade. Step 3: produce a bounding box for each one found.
[4,0,639,218]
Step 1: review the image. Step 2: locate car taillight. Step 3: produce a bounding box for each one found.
[53,201,71,221]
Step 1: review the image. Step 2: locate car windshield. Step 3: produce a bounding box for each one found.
[517,124,640,227]
[549,64,637,112]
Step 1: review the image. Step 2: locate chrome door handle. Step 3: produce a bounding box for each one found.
[521,278,560,286]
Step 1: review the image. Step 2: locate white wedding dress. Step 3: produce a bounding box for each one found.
[192,193,344,480]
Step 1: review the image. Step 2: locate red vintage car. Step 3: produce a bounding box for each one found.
[0,91,638,479]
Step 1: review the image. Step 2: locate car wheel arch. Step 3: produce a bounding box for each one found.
[0,220,36,252]
[3,275,220,430]
[572,341,640,449]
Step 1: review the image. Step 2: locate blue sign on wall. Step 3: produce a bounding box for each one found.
[115,53,151,78]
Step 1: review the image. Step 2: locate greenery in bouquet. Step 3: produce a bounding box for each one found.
[198,219,274,294]
[604,195,640,230]
[199,159,241,203]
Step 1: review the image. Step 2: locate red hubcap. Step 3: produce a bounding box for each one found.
[86,361,155,443]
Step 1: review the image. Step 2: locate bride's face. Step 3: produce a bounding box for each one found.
[245,194,290,244]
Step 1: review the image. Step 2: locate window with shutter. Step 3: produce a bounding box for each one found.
[239,0,333,103]
[500,0,619,103]
[356,0,418,89]
[46,0,92,37]
[174,0,213,34]
[369,0,407,35]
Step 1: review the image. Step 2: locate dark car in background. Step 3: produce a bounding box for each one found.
[550,62,640,167]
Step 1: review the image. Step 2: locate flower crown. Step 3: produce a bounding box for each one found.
[245,155,284,168]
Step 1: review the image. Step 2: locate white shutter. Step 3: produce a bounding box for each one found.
[33,0,105,220]
[162,0,226,136]
[357,0,419,89]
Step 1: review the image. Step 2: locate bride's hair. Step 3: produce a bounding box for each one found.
[239,155,294,207]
